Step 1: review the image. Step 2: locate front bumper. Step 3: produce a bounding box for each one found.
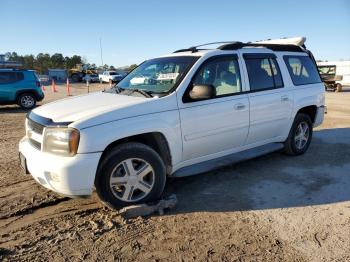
[19,137,102,196]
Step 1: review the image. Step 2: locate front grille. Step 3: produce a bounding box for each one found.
[29,138,41,150]
[27,118,45,134]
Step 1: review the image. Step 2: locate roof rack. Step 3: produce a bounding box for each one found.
[0,68,26,71]
[173,37,307,53]
[218,43,305,52]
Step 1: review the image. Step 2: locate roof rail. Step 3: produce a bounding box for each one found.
[173,41,242,53]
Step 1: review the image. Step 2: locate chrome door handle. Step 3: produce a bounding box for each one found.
[234,103,246,110]
[281,95,289,101]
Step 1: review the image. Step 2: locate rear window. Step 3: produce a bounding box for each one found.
[284,56,321,85]
[0,72,24,84]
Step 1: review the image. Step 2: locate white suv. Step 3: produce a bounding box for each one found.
[19,37,325,209]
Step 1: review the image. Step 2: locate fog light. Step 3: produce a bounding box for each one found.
[45,171,60,182]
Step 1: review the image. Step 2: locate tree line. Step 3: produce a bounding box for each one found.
[4,52,137,74]
[4,52,85,74]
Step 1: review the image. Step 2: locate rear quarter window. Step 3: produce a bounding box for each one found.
[284,56,321,86]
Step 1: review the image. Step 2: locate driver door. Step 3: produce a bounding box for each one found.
[178,55,249,161]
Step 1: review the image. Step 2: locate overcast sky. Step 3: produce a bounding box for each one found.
[1,0,349,67]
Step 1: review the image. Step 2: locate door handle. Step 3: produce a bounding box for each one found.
[234,103,246,110]
[281,95,289,102]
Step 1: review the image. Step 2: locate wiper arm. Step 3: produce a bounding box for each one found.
[130,88,153,98]
[111,85,124,94]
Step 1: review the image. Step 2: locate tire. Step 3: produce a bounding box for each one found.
[283,113,313,156]
[71,74,80,83]
[335,83,342,92]
[17,93,36,109]
[95,142,166,209]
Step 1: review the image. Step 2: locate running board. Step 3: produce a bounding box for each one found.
[171,143,284,177]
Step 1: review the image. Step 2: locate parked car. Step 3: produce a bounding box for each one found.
[317,61,350,92]
[19,37,325,209]
[82,74,99,83]
[99,70,126,83]
[0,69,44,109]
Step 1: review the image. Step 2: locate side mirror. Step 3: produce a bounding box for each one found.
[189,84,215,100]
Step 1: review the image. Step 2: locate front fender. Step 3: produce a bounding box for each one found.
[77,110,182,166]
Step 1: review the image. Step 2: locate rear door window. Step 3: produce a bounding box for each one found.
[284,56,321,85]
[0,72,24,84]
[244,55,283,91]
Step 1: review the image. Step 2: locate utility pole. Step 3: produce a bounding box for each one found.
[99,38,104,67]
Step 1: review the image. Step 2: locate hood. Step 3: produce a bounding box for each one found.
[32,92,147,123]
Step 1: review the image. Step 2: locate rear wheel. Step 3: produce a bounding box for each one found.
[95,142,166,209]
[284,113,313,155]
[335,83,342,92]
[17,93,36,109]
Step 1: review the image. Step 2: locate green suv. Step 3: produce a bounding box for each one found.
[0,69,44,109]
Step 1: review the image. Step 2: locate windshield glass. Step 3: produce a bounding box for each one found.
[318,65,336,75]
[117,56,197,93]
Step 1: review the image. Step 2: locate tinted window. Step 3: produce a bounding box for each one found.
[192,56,241,97]
[270,59,283,87]
[245,58,283,91]
[0,72,24,84]
[284,56,321,85]
[118,56,197,93]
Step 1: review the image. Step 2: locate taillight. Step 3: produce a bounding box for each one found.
[35,81,40,87]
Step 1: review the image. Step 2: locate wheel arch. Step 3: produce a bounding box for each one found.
[97,132,173,175]
[15,89,41,101]
[296,105,317,123]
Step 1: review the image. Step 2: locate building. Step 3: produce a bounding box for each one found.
[48,69,67,82]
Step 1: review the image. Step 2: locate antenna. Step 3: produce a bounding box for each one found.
[99,38,104,67]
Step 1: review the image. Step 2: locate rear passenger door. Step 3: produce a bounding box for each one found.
[179,55,249,160]
[0,72,23,102]
[242,53,293,145]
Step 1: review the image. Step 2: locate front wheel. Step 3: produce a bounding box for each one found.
[18,93,36,109]
[95,142,166,209]
[283,113,313,155]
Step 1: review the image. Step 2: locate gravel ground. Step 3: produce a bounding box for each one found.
[0,83,350,261]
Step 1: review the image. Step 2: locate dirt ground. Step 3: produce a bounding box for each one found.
[1,83,350,261]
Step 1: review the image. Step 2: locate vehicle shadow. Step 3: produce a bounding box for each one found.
[164,128,350,214]
[0,106,36,114]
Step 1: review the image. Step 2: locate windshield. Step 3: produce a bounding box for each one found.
[318,65,336,75]
[117,56,198,93]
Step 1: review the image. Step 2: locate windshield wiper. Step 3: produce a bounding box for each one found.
[129,88,153,98]
[111,85,124,94]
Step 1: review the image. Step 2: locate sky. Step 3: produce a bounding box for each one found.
[1,0,349,67]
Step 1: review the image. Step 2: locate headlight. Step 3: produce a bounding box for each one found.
[42,127,80,156]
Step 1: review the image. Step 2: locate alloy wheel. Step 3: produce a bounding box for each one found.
[109,158,155,202]
[294,121,309,150]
